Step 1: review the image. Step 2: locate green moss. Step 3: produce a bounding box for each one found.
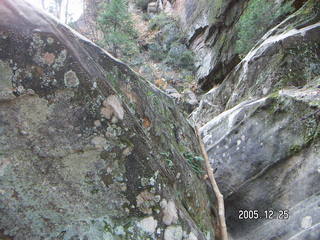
[268,91,280,99]
[183,152,205,176]
[303,123,319,145]
[160,152,174,168]
[289,144,303,154]
[90,188,100,194]
[265,94,283,115]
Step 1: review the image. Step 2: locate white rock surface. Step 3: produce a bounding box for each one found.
[161,199,178,225]
[137,216,158,234]
[164,225,183,240]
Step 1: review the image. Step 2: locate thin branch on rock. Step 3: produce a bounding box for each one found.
[195,125,229,240]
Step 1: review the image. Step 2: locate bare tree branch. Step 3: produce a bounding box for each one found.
[195,125,229,240]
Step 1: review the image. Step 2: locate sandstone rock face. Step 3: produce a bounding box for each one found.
[173,0,312,90]
[192,0,320,125]
[191,0,320,239]
[173,0,245,90]
[201,88,320,239]
[0,1,215,239]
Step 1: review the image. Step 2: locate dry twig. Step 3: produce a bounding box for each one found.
[195,126,229,240]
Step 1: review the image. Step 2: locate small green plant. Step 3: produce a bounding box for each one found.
[183,152,205,175]
[149,13,172,31]
[235,0,294,56]
[289,144,302,154]
[179,50,194,70]
[160,152,174,168]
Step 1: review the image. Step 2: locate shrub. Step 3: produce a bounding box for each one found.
[165,43,195,70]
[142,13,151,21]
[149,13,172,30]
[235,0,294,56]
[179,50,194,69]
[149,42,166,61]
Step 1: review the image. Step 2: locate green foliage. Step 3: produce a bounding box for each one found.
[160,152,174,168]
[183,152,205,175]
[142,13,151,21]
[179,50,195,70]
[165,43,195,70]
[98,0,138,58]
[289,144,302,154]
[146,13,195,69]
[149,13,172,30]
[149,42,166,61]
[235,0,294,56]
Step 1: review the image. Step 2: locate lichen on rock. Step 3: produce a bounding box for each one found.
[64,70,80,88]
[0,1,215,239]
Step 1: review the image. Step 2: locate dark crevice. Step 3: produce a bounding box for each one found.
[205,24,219,44]
[293,0,309,10]
[188,26,208,46]
[199,54,241,91]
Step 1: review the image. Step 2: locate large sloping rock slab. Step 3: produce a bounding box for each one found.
[0,1,215,239]
[200,88,320,239]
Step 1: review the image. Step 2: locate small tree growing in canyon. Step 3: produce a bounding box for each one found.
[98,0,137,58]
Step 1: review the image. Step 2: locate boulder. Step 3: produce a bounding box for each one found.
[191,1,320,239]
[200,88,320,239]
[0,1,215,239]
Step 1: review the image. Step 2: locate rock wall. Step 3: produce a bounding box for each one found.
[191,0,320,239]
[0,1,215,239]
[201,88,320,240]
[173,0,305,91]
[192,0,320,125]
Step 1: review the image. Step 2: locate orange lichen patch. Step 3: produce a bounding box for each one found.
[143,116,151,128]
[155,78,167,89]
[42,52,56,65]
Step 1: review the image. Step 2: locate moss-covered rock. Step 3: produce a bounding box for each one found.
[0,1,215,239]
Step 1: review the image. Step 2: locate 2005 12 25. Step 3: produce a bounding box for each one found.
[238,209,289,220]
